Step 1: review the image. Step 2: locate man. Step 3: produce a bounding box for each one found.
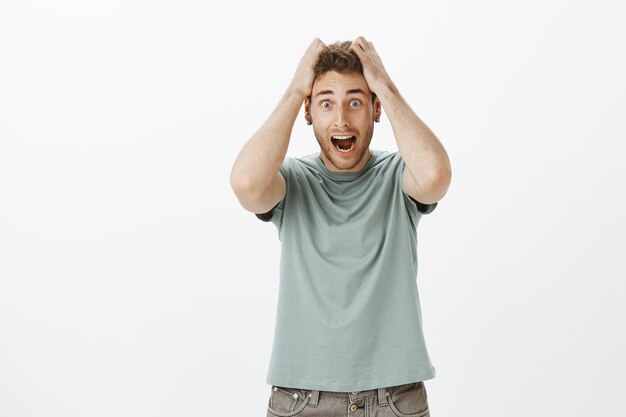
[231,37,451,416]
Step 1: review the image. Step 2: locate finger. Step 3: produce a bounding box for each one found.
[349,42,368,62]
[348,40,359,53]
[353,36,370,51]
[306,38,316,53]
[315,37,327,48]
[304,38,326,64]
[307,38,324,54]
[355,37,380,59]
[349,37,362,52]
[349,39,368,56]
[362,38,376,54]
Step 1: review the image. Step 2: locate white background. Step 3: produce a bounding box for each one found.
[1,1,625,416]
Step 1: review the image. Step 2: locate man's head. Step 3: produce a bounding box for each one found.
[305,41,381,173]
[311,42,375,100]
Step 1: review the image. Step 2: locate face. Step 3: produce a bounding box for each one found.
[306,71,381,172]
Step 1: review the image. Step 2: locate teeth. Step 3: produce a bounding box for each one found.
[331,135,355,153]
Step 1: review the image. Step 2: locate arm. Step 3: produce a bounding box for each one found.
[230,39,326,214]
[350,37,451,204]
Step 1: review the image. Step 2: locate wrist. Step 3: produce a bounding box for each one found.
[286,81,310,101]
[371,79,397,101]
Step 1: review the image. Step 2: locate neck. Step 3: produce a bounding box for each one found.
[319,148,373,173]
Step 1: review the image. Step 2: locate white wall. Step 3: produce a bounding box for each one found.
[1,1,624,416]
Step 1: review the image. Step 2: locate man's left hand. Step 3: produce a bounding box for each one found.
[349,36,393,94]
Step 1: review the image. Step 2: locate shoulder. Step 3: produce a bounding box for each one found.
[372,150,438,215]
[371,149,397,163]
[369,150,404,171]
[280,153,320,176]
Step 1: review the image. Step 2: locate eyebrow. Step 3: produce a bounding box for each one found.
[315,88,368,98]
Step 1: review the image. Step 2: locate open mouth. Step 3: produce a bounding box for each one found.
[331,135,357,153]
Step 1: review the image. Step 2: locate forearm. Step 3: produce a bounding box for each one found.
[231,38,324,205]
[230,87,304,194]
[377,82,451,188]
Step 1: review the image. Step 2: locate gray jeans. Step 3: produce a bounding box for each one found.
[267,381,429,417]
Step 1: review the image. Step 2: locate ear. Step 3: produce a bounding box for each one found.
[304,98,312,124]
[373,97,382,120]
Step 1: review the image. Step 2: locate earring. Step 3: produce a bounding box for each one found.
[307,120,312,125]
[375,117,380,123]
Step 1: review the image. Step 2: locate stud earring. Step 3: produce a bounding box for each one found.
[307,120,312,125]
[375,117,380,123]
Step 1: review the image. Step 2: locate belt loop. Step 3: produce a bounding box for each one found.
[378,387,388,406]
[308,389,320,407]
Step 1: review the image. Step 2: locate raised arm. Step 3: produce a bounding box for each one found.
[350,37,451,204]
[230,39,326,214]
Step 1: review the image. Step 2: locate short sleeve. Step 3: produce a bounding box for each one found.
[255,204,278,222]
[409,196,438,215]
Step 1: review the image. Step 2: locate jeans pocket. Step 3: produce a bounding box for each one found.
[386,382,430,417]
[267,386,311,417]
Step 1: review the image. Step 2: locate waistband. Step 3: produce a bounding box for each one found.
[308,387,389,408]
[272,382,419,408]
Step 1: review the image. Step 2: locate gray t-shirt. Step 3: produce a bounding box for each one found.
[258,150,437,391]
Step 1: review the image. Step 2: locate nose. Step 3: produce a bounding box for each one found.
[334,106,349,128]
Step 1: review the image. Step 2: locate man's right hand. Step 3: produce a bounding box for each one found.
[289,38,326,98]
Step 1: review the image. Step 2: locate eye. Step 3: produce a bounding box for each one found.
[350,99,361,107]
[321,101,331,109]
